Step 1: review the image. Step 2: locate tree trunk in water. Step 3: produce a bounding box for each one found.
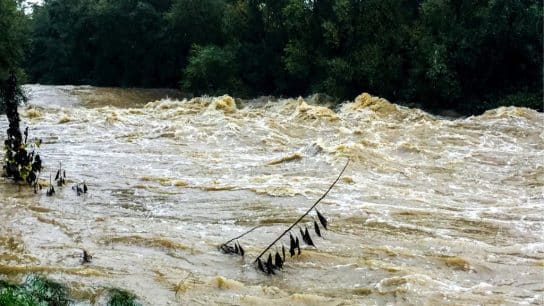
[4,72,23,179]
[2,72,43,185]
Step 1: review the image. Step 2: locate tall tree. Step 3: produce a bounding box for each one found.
[1,0,43,183]
[26,0,97,84]
[92,0,166,86]
[0,0,27,113]
[0,0,27,94]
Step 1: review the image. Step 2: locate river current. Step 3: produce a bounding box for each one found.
[0,85,542,305]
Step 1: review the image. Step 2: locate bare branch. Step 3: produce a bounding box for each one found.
[253,159,349,263]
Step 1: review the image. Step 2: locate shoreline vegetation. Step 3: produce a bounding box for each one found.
[10,0,544,115]
[0,274,141,306]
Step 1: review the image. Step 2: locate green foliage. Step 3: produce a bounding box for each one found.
[0,275,69,306]
[26,0,95,84]
[24,275,69,305]
[0,276,142,306]
[486,92,543,112]
[2,72,42,184]
[0,0,27,79]
[0,286,38,306]
[411,0,543,112]
[0,0,28,113]
[182,45,240,95]
[107,288,141,306]
[27,0,176,87]
[167,0,225,47]
[23,0,543,113]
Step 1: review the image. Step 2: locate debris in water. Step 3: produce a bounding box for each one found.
[303,227,315,247]
[252,160,348,273]
[275,252,283,269]
[289,234,296,257]
[46,174,55,196]
[316,209,328,230]
[219,225,262,257]
[72,182,89,196]
[221,160,349,274]
[257,258,265,272]
[46,186,55,196]
[54,162,66,187]
[267,152,303,165]
[314,220,322,237]
[266,254,275,274]
[82,249,92,264]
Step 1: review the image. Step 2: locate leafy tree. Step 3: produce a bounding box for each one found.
[182,45,240,95]
[167,0,225,46]
[282,0,415,100]
[167,0,226,66]
[411,0,543,111]
[0,0,42,184]
[27,0,175,87]
[0,0,27,112]
[223,0,290,95]
[92,0,167,86]
[26,0,97,84]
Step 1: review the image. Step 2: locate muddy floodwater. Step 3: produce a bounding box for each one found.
[0,85,543,305]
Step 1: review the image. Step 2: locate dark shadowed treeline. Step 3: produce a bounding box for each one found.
[22,0,544,113]
[0,0,27,113]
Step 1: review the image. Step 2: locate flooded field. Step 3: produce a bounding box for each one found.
[0,85,543,305]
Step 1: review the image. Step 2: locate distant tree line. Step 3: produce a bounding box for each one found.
[18,0,544,113]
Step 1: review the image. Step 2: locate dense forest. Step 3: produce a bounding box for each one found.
[2,0,544,114]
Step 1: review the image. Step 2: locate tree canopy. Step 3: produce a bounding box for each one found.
[15,0,544,113]
[0,0,26,79]
[0,0,27,112]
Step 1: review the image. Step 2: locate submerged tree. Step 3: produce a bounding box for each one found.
[1,72,40,183]
[1,0,42,185]
[1,72,42,186]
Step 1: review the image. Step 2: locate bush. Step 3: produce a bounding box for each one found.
[0,275,69,306]
[0,276,142,306]
[107,288,141,306]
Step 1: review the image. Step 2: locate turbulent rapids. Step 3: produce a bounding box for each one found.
[0,85,543,305]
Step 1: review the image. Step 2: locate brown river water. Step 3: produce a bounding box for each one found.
[0,85,543,305]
